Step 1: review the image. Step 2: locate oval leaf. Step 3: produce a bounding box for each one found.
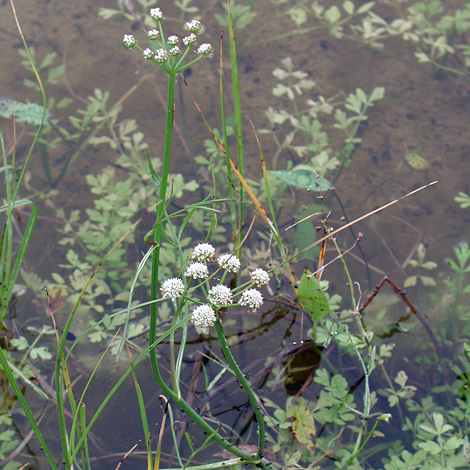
[298,270,330,327]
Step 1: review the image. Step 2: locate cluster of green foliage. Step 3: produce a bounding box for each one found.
[1,1,470,470]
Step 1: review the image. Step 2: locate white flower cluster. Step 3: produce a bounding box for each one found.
[250,268,270,287]
[160,243,271,328]
[185,262,209,279]
[123,34,136,48]
[197,43,213,58]
[168,35,179,45]
[147,29,159,40]
[208,285,233,307]
[191,304,216,328]
[154,49,168,64]
[123,10,213,71]
[192,243,215,262]
[239,289,264,312]
[161,278,185,301]
[186,19,202,34]
[143,48,153,60]
[218,253,241,273]
[150,7,163,21]
[183,33,197,46]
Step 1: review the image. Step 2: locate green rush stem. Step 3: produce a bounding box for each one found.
[144,75,263,463]
[228,0,245,262]
[219,37,237,245]
[0,346,58,470]
[214,317,266,460]
[149,73,176,388]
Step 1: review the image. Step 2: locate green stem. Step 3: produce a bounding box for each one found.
[149,73,176,386]
[214,317,266,459]
[228,0,245,263]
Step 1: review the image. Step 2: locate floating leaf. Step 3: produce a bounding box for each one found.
[270,169,331,192]
[298,270,330,329]
[405,153,428,169]
[0,99,50,125]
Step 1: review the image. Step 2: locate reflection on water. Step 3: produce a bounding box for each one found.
[1,0,470,468]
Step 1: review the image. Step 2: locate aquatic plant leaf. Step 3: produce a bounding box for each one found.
[298,270,330,326]
[0,99,49,125]
[292,221,319,261]
[290,399,316,450]
[270,169,331,191]
[405,153,428,169]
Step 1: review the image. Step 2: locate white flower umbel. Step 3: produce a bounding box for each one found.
[191,304,216,328]
[169,46,181,57]
[218,253,241,273]
[154,49,168,64]
[208,285,233,307]
[239,289,263,311]
[147,29,159,40]
[161,278,185,301]
[123,34,136,48]
[191,243,215,262]
[168,35,179,45]
[250,268,270,287]
[197,43,213,58]
[143,48,153,60]
[150,7,163,21]
[185,262,209,279]
[186,19,202,34]
[183,34,197,46]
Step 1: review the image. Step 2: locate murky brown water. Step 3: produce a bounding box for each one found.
[1,0,470,468]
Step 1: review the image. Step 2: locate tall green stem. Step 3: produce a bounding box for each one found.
[214,318,267,459]
[149,73,176,384]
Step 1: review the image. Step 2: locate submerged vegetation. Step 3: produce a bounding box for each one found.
[1,0,470,469]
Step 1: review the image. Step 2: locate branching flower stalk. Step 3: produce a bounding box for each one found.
[123,9,272,465]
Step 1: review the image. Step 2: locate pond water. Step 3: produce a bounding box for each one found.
[1,0,470,469]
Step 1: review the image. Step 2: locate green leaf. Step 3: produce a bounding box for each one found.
[298,270,330,327]
[405,153,428,169]
[369,86,385,102]
[324,5,341,23]
[343,0,355,15]
[356,1,375,14]
[10,336,28,350]
[288,7,308,25]
[270,169,331,191]
[418,440,441,454]
[39,52,57,70]
[291,399,316,449]
[29,347,52,360]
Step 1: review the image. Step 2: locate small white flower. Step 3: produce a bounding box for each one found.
[183,34,197,46]
[218,254,241,273]
[150,7,163,21]
[192,243,215,262]
[250,268,270,287]
[154,49,168,63]
[208,285,233,307]
[161,278,185,301]
[169,46,181,57]
[185,262,209,279]
[147,29,159,40]
[197,43,213,58]
[123,34,136,48]
[143,48,153,60]
[168,35,179,45]
[191,304,216,328]
[239,289,263,311]
[186,19,202,34]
